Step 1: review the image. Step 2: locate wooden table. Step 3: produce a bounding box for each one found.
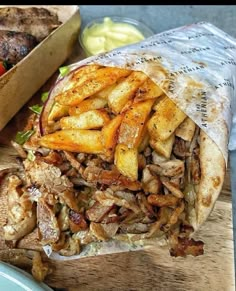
[0,46,235,291]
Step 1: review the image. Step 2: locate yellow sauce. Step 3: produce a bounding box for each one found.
[81,17,145,56]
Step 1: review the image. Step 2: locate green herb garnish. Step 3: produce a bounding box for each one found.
[15,130,35,145]
[27,150,36,161]
[29,104,43,115]
[41,91,49,103]
[59,66,69,77]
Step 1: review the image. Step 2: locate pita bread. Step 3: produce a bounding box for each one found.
[195,130,226,229]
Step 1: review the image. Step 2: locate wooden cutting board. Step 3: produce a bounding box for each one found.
[0,46,235,291]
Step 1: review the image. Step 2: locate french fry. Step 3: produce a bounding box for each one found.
[118,99,154,148]
[133,78,163,103]
[60,109,110,130]
[147,96,186,141]
[71,64,102,83]
[175,117,196,141]
[152,94,165,110]
[68,97,107,116]
[108,71,148,114]
[55,67,131,106]
[95,83,117,99]
[101,114,124,159]
[114,144,138,181]
[138,127,150,153]
[149,134,175,159]
[48,102,69,121]
[40,129,103,154]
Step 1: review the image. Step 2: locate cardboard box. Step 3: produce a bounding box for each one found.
[0,5,81,130]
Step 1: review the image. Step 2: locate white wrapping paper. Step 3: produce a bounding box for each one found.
[44,21,236,260]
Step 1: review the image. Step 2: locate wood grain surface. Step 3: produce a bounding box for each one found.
[0,46,235,290]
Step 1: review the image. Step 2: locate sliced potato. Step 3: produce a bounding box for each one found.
[108,71,148,114]
[71,64,102,84]
[60,109,110,130]
[175,117,196,141]
[147,96,186,141]
[133,78,163,103]
[114,144,138,181]
[96,83,118,99]
[149,134,175,159]
[102,114,124,159]
[138,127,150,153]
[48,102,69,122]
[118,99,154,148]
[69,97,107,116]
[40,129,103,154]
[55,67,131,106]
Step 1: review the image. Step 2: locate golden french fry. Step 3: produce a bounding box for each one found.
[71,64,102,83]
[118,99,154,148]
[102,114,124,159]
[40,129,103,154]
[60,109,110,130]
[55,67,131,106]
[133,78,163,103]
[68,97,107,116]
[175,117,196,141]
[108,71,148,114]
[138,127,150,153]
[147,96,186,141]
[95,83,118,99]
[152,94,165,111]
[114,144,138,181]
[149,134,175,159]
[48,102,69,121]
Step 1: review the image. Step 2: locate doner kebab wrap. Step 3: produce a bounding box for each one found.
[2,22,235,259]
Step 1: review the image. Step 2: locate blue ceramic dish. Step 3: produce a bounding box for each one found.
[0,261,52,291]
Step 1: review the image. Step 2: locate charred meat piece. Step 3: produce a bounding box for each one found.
[86,202,114,223]
[148,159,185,178]
[173,137,190,158]
[0,7,61,42]
[83,165,141,191]
[170,237,204,257]
[0,30,37,64]
[37,197,60,245]
[23,159,73,195]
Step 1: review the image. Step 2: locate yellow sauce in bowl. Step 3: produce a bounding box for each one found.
[80,17,147,56]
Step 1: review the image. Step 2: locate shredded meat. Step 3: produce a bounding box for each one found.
[148,159,185,178]
[173,137,190,158]
[148,194,180,207]
[3,175,36,241]
[142,167,162,194]
[86,202,114,222]
[95,189,141,214]
[161,180,184,198]
[37,197,60,245]
[170,237,204,257]
[83,166,141,191]
[120,223,151,234]
[69,210,88,233]
[23,159,73,194]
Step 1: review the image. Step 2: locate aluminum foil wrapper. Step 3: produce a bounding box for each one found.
[44,21,236,260]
